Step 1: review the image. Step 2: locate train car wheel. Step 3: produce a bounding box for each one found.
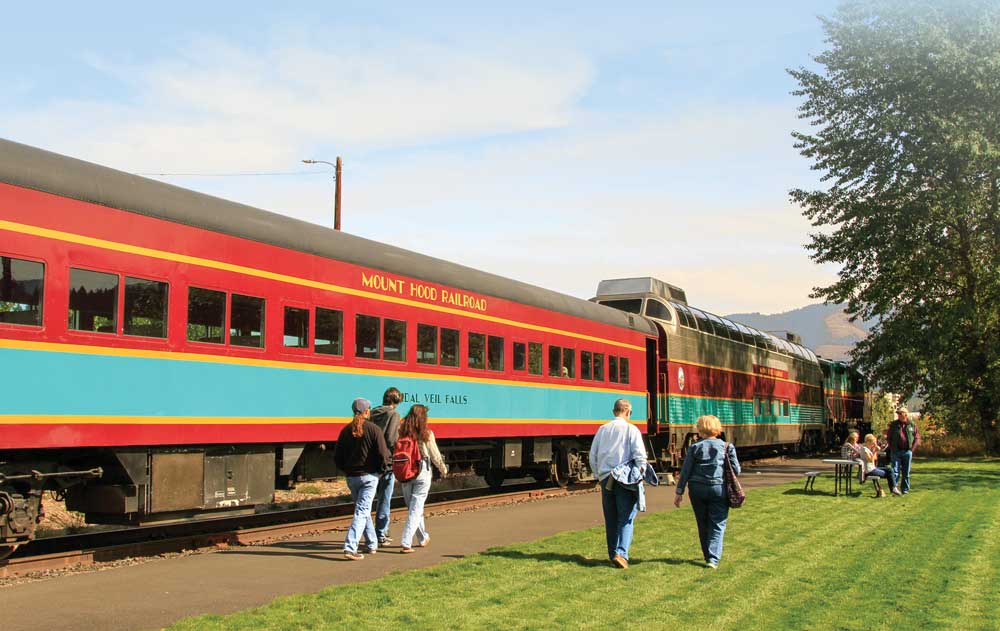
[484,469,505,490]
[548,461,568,488]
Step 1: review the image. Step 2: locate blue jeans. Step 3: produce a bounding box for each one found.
[375,471,395,540]
[345,474,379,554]
[400,463,432,548]
[865,466,897,490]
[688,482,729,565]
[891,450,913,493]
[601,478,639,560]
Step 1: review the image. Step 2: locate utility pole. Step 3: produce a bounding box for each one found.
[302,158,343,230]
[334,156,342,231]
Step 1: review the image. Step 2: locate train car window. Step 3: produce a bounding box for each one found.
[609,356,619,382]
[124,277,168,338]
[734,322,755,345]
[417,324,437,364]
[383,318,406,361]
[315,308,343,355]
[581,351,592,380]
[548,346,561,377]
[0,257,44,326]
[753,397,761,416]
[771,399,781,416]
[753,332,769,349]
[513,342,526,371]
[68,268,118,333]
[230,294,265,348]
[783,399,790,417]
[187,287,225,343]
[440,327,459,367]
[619,357,629,384]
[671,303,696,329]
[644,299,673,322]
[355,314,380,358]
[283,307,309,348]
[594,353,605,381]
[528,342,542,375]
[688,307,715,335]
[599,299,642,314]
[468,332,486,369]
[706,313,731,340]
[487,335,504,371]
[721,318,743,342]
[562,348,576,379]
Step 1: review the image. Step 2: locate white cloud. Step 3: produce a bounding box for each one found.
[0,31,832,314]
[3,36,592,172]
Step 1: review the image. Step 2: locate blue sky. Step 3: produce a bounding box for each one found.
[1,1,842,313]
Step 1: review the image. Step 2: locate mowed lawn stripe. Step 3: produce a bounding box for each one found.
[165,459,1000,631]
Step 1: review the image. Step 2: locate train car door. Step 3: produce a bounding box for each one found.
[646,338,659,434]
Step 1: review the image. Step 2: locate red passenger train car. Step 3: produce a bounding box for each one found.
[0,140,656,555]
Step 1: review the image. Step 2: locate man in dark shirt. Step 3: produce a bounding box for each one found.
[334,397,391,560]
[369,387,402,545]
[886,406,921,494]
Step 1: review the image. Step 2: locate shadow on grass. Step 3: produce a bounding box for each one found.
[481,550,704,568]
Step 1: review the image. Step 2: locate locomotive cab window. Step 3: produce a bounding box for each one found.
[68,268,118,333]
[315,307,343,355]
[283,307,309,348]
[124,277,168,338]
[230,294,265,348]
[468,332,486,369]
[188,287,225,343]
[0,256,44,327]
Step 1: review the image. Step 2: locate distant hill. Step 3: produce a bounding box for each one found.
[724,303,874,361]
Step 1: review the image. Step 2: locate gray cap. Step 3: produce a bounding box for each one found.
[352,398,371,414]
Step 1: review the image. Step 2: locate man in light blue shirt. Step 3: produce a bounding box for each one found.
[589,398,647,568]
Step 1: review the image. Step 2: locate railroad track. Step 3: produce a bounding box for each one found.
[1,481,594,579]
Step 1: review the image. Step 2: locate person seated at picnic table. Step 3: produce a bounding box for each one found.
[860,434,902,497]
[841,431,862,460]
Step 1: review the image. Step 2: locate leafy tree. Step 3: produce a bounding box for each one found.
[870,394,895,435]
[790,0,1000,454]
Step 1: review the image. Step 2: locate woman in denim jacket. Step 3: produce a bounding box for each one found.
[673,415,740,569]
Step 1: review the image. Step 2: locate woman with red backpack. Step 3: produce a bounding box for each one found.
[394,404,448,553]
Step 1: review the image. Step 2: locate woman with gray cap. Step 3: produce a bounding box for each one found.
[334,397,392,560]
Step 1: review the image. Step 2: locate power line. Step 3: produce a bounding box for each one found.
[135,170,330,177]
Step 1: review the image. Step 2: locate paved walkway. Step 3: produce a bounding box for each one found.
[0,458,826,631]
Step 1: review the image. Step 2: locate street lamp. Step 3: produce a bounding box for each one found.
[302,157,342,231]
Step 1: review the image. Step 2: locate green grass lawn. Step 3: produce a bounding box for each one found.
[166,459,1000,631]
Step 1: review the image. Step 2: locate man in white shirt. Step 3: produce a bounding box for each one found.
[589,398,647,569]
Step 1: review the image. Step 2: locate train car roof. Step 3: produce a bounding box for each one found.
[0,138,656,337]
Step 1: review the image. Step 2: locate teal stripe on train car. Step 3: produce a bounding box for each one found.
[1,348,645,421]
[667,397,824,425]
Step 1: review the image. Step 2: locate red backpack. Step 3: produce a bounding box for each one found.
[392,436,423,482]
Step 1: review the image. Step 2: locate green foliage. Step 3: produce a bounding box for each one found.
[871,393,895,433]
[790,0,1000,453]
[166,460,1000,631]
